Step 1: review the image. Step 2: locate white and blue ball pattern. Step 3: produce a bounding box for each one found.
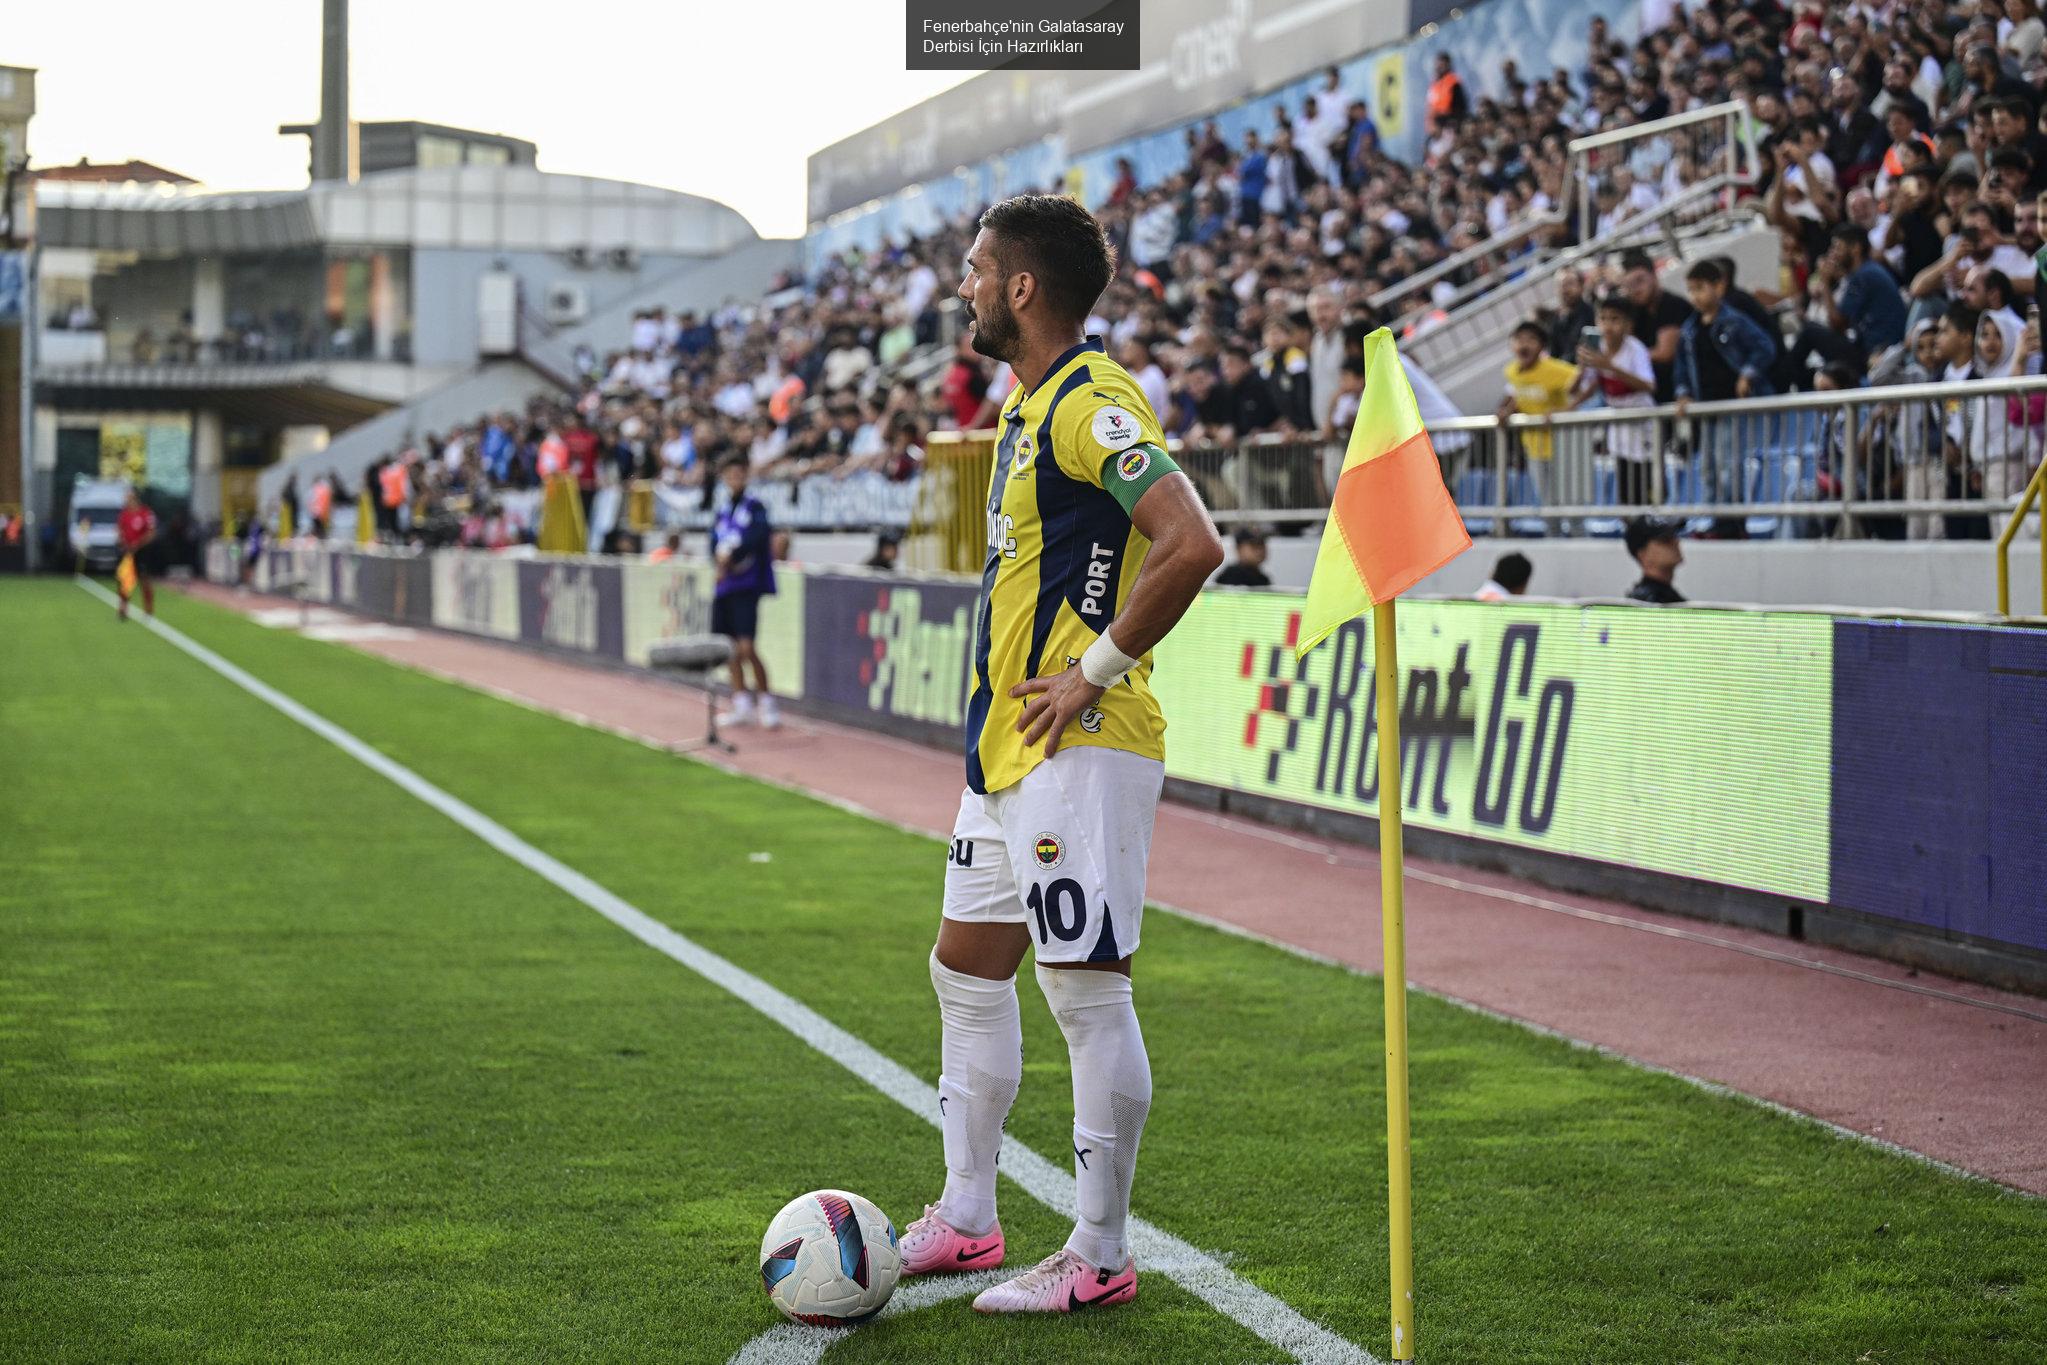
[759,1189,901,1325]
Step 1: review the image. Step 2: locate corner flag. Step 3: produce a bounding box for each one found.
[1297,327,1471,653]
[1294,327,1469,1361]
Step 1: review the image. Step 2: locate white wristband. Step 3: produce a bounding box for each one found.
[1080,629,1139,688]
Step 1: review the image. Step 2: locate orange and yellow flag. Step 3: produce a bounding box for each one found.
[116,553,138,596]
[1297,328,1470,656]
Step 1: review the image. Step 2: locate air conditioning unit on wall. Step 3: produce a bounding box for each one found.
[544,282,590,326]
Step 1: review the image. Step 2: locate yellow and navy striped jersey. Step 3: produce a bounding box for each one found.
[966,337,1183,794]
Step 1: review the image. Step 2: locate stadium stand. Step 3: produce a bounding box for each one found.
[274,0,2047,551]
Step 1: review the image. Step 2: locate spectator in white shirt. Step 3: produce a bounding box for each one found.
[1778,120,1839,225]
[820,328,874,392]
[1128,193,1179,271]
[902,256,940,328]
[1305,288,1348,431]
[1120,337,1171,419]
[630,310,662,354]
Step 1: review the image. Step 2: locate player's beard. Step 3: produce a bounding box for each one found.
[966,293,1020,363]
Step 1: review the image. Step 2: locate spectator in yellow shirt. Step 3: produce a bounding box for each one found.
[1498,321,1580,515]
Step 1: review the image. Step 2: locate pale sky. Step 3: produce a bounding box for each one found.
[8,1,977,238]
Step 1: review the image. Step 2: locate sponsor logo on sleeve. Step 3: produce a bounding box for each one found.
[1092,405,1141,450]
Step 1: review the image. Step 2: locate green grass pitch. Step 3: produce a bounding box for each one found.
[2,577,2042,1363]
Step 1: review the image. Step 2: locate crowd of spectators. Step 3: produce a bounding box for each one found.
[281,0,2047,552]
[1497,0,2047,537]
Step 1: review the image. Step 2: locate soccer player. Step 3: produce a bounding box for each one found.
[115,486,158,621]
[898,195,1224,1314]
[710,456,779,729]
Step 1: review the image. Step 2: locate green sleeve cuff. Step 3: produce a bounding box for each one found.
[1099,442,1179,516]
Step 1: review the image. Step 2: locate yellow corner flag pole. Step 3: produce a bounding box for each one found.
[1296,327,1472,1361]
[1374,598,1415,1360]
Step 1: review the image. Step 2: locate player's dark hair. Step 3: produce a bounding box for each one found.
[977,194,1116,326]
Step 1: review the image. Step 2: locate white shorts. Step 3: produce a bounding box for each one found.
[942,746,1165,965]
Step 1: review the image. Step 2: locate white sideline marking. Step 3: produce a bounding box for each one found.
[82,579,1378,1365]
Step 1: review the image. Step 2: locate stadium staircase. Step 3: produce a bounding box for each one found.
[256,236,801,506]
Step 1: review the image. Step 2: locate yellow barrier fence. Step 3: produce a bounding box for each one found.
[903,431,996,576]
[1995,455,2046,616]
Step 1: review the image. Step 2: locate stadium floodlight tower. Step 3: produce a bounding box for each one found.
[313,0,355,183]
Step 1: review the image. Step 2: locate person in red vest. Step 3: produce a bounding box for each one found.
[115,486,157,621]
[1426,53,1468,134]
[563,412,602,521]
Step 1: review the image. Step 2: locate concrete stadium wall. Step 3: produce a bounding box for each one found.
[785,530,2046,618]
[1250,537,2047,618]
[210,543,2047,993]
[410,246,710,367]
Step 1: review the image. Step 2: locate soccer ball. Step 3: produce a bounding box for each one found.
[758,1189,900,1326]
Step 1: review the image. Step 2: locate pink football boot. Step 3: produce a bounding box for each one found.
[898,1204,1006,1275]
[971,1248,1136,1313]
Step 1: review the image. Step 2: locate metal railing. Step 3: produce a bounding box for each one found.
[1569,100,1757,247]
[604,378,2047,550]
[1400,103,1761,379]
[1166,377,2047,544]
[1370,212,1565,331]
[1403,176,1762,379]
[1995,456,2047,615]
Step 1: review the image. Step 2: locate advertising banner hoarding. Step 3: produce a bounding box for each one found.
[801,572,979,746]
[431,551,519,641]
[198,544,2046,963]
[620,559,808,693]
[1830,620,2047,950]
[515,557,625,661]
[1150,592,1835,901]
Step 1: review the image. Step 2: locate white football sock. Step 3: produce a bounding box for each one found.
[1037,963,1151,1270]
[932,950,1021,1238]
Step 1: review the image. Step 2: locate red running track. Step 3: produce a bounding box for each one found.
[178,581,2047,1194]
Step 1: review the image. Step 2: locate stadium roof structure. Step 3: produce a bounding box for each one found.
[33,158,197,186]
[32,165,759,257]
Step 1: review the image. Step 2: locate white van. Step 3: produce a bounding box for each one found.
[68,478,133,572]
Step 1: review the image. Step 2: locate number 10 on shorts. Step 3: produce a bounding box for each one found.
[1027,878,1087,944]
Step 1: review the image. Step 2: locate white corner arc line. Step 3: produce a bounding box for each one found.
[729,1269,1010,1365]
[79,580,1378,1365]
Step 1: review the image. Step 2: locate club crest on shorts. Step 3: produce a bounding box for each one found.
[1033,833,1065,870]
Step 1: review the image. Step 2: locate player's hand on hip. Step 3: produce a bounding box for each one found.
[1009,666,1105,757]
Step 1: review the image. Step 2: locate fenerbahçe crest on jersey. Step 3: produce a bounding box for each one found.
[965,337,1182,794]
